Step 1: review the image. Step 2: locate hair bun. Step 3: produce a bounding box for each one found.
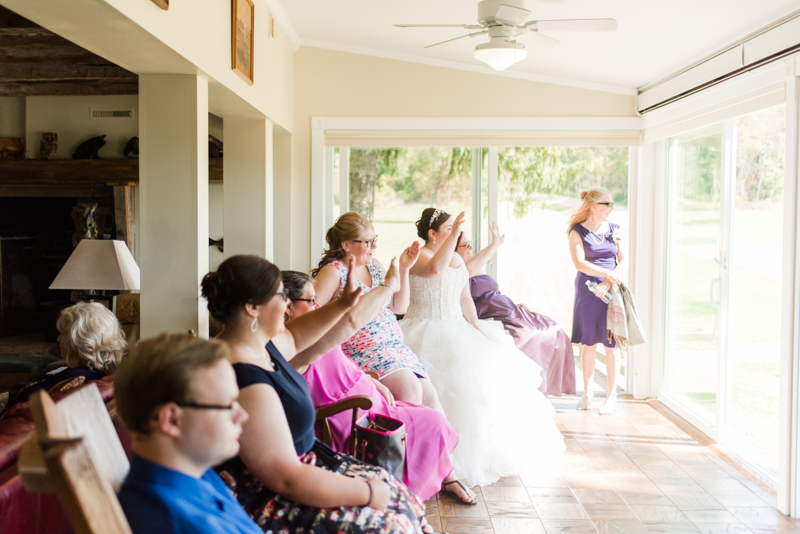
[579,190,587,200]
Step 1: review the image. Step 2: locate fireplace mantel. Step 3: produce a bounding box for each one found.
[0,158,223,197]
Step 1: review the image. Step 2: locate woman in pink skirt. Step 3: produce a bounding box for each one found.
[282,268,475,504]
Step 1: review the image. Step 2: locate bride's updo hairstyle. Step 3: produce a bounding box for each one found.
[201,255,281,325]
[312,212,372,277]
[416,207,451,242]
[567,187,612,234]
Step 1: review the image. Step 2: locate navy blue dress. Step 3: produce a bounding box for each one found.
[570,223,619,348]
[214,341,428,534]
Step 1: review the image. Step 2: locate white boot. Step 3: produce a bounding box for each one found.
[577,394,591,410]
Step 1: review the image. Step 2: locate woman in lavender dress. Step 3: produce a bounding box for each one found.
[455,224,575,397]
[568,187,625,414]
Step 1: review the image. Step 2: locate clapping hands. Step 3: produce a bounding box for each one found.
[383,257,402,293]
[489,221,505,247]
[399,241,421,272]
[339,255,363,308]
[452,211,466,235]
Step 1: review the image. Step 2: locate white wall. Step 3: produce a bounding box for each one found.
[0,96,25,138]
[25,95,138,159]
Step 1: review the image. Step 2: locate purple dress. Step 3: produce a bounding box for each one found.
[470,274,576,396]
[570,223,619,348]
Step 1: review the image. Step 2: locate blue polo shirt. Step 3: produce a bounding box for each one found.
[118,455,261,534]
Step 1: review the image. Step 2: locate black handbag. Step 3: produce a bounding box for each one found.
[354,414,406,481]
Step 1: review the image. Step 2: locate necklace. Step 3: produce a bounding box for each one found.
[582,222,608,245]
[226,335,275,371]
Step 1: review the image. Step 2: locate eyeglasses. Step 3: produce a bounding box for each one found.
[457,240,472,249]
[352,236,378,248]
[273,290,288,301]
[293,297,317,306]
[597,201,615,208]
[175,401,239,411]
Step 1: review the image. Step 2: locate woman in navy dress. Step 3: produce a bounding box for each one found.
[568,187,625,414]
[201,255,437,534]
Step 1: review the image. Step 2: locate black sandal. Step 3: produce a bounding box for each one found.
[441,479,478,505]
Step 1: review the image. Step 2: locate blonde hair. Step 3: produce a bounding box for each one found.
[57,302,127,374]
[312,212,373,277]
[567,187,612,233]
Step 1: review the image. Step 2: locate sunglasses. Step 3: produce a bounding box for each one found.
[293,297,317,306]
[352,236,378,248]
[597,201,615,208]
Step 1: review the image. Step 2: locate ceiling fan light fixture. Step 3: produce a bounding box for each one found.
[474,39,527,71]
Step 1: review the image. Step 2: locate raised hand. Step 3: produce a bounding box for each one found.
[399,241,421,272]
[489,221,505,247]
[452,211,467,234]
[383,257,401,293]
[339,255,363,308]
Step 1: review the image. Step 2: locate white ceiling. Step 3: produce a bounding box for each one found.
[276,0,800,94]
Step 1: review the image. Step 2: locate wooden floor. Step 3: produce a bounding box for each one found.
[424,395,791,534]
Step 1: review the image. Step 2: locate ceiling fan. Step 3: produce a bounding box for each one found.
[395,0,617,71]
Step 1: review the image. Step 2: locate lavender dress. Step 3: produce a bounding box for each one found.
[570,223,620,348]
[470,274,576,396]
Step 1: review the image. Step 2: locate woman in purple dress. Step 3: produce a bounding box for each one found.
[455,224,575,397]
[568,187,625,414]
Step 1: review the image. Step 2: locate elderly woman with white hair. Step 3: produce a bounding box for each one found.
[9,302,127,406]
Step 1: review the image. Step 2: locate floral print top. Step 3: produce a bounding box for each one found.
[330,261,428,379]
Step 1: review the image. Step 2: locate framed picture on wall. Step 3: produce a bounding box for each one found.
[232,0,254,85]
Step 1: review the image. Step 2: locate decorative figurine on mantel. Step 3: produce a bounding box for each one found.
[0,137,24,159]
[40,132,57,159]
[124,136,139,158]
[73,135,106,159]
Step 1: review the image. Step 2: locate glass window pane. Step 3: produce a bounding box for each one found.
[495,147,629,335]
[346,147,473,268]
[728,104,785,476]
[665,125,723,424]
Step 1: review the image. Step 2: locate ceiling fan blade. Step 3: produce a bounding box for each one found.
[395,24,483,29]
[522,29,560,50]
[534,18,617,32]
[424,30,488,49]
[494,4,532,26]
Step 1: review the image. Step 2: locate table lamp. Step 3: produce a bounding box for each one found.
[50,239,140,293]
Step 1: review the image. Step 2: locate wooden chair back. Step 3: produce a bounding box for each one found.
[315,395,373,455]
[18,384,132,534]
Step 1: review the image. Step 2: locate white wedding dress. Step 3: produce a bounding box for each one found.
[400,263,565,487]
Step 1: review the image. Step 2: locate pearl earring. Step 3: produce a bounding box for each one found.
[433,238,436,245]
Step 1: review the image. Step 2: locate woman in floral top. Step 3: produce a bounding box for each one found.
[313,212,445,415]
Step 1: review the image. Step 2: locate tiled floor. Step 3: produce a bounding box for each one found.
[424,395,791,534]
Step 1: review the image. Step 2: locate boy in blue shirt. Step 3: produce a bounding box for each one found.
[115,334,262,534]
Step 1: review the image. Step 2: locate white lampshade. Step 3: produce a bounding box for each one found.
[50,239,140,291]
[474,39,527,71]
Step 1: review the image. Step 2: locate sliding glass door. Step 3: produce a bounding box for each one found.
[664,105,785,480]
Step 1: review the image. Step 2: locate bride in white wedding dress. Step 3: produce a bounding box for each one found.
[400,208,565,488]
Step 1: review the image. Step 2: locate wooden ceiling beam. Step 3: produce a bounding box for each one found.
[0,63,135,82]
[0,81,138,96]
[0,6,38,29]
